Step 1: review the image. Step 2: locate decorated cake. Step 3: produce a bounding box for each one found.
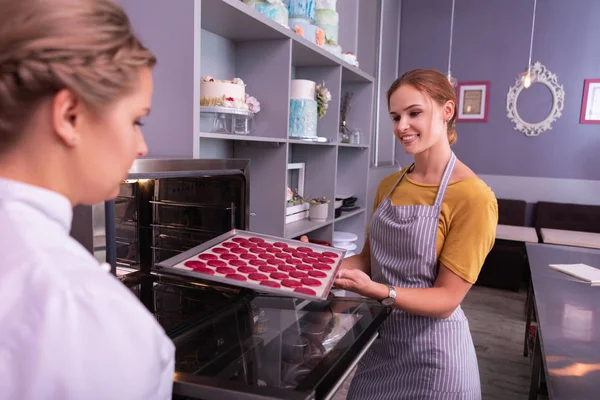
[289,79,318,138]
[316,0,336,9]
[323,43,342,57]
[287,0,316,22]
[315,5,338,46]
[201,76,246,108]
[200,76,261,114]
[342,52,359,67]
[289,17,325,46]
[243,0,289,27]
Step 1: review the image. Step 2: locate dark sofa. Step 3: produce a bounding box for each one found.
[476,199,529,291]
[534,201,600,235]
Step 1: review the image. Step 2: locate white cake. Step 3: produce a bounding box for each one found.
[290,79,316,100]
[341,52,359,67]
[200,76,247,109]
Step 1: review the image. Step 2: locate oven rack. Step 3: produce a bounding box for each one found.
[151,223,222,236]
[150,200,234,210]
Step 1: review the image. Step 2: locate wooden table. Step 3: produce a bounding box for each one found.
[525,243,600,399]
[496,224,539,243]
[540,228,600,249]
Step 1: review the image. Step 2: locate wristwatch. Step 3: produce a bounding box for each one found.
[380,285,396,306]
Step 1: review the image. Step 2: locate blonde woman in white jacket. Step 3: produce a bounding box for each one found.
[0,1,174,399]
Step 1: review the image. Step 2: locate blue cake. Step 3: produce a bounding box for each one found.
[289,79,318,138]
[243,0,289,27]
[287,0,316,22]
[289,17,320,45]
[289,99,318,137]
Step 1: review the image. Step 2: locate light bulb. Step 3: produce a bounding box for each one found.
[519,70,533,89]
[523,73,531,88]
[446,72,457,88]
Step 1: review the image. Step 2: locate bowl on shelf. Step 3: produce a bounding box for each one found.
[334,200,343,218]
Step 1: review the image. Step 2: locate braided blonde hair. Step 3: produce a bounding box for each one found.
[0,0,156,149]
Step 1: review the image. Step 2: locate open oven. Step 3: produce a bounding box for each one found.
[71,158,388,399]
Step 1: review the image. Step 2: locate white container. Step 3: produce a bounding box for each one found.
[333,231,358,242]
[333,242,357,251]
[309,203,328,221]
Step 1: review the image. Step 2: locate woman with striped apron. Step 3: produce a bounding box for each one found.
[345,152,481,399]
[332,68,495,399]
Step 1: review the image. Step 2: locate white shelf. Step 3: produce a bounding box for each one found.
[194,0,375,245]
[288,139,336,146]
[202,0,374,83]
[284,218,333,239]
[338,143,370,149]
[198,132,286,143]
[334,208,366,223]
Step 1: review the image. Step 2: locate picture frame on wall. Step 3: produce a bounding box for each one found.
[287,162,305,198]
[456,81,490,122]
[580,78,600,124]
[286,162,308,224]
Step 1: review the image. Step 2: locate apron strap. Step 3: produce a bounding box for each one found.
[384,153,456,206]
[384,164,412,199]
[433,152,457,207]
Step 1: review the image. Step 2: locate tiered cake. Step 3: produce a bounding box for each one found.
[243,0,288,27]
[289,18,324,46]
[289,79,317,138]
[315,0,338,46]
[200,76,247,109]
[342,52,359,67]
[287,0,325,46]
[287,0,316,21]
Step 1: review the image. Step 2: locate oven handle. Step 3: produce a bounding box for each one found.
[322,331,379,400]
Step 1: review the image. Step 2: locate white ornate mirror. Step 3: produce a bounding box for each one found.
[506,62,565,137]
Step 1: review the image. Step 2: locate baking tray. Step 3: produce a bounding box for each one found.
[155,229,346,301]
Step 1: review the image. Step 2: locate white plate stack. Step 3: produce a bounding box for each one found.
[333,231,358,258]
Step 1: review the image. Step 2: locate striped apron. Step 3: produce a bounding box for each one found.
[347,152,481,399]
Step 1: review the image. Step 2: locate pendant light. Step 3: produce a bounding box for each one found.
[520,0,538,88]
[446,0,457,87]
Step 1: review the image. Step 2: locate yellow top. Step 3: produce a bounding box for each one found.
[372,167,498,284]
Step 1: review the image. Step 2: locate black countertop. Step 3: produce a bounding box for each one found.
[526,243,600,400]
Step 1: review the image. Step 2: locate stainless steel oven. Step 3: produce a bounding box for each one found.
[71,158,388,399]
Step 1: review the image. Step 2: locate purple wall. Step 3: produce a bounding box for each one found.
[120,0,196,158]
[397,0,600,180]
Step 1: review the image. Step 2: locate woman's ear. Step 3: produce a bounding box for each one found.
[443,100,455,122]
[52,89,81,148]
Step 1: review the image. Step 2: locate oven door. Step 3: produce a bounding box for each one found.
[108,162,249,277]
[170,295,388,400]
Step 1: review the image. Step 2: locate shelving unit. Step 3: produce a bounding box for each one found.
[194,0,374,249]
[126,0,376,251]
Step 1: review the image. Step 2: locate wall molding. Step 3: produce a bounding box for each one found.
[479,174,600,205]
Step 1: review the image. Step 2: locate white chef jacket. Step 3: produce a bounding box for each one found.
[0,178,175,400]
